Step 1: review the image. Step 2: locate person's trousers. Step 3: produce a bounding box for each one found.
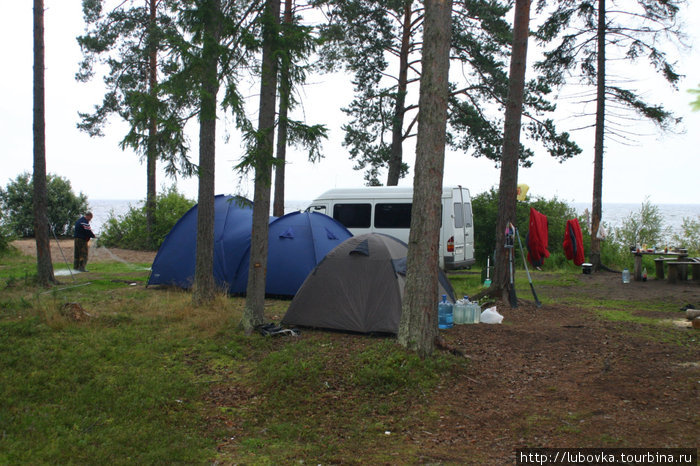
[74,238,89,271]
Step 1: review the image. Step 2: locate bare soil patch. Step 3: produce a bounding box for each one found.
[11,239,156,265]
[432,296,698,463]
[423,273,699,462]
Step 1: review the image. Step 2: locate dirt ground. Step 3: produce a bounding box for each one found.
[424,272,700,463]
[10,239,156,265]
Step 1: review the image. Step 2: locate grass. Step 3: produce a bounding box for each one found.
[2,248,696,463]
[0,276,243,462]
[0,250,468,464]
[552,287,698,347]
[0,317,211,463]
[446,270,484,299]
[215,336,459,464]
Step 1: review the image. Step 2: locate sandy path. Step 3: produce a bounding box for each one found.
[10,239,156,264]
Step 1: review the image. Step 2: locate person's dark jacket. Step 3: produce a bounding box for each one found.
[74,216,96,240]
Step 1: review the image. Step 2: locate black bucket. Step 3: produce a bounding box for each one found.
[582,263,592,274]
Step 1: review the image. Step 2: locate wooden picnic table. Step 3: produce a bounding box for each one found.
[631,250,687,281]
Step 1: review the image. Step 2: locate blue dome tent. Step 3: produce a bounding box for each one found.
[233,211,353,296]
[148,194,255,291]
[148,197,352,296]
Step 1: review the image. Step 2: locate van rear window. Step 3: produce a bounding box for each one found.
[333,203,371,228]
[453,202,472,228]
[375,203,412,228]
[463,203,472,227]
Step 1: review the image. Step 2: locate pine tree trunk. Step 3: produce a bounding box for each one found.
[590,0,606,271]
[193,0,220,305]
[33,0,55,287]
[397,0,452,357]
[386,0,413,186]
[491,0,530,304]
[273,0,292,218]
[243,0,280,333]
[146,0,158,249]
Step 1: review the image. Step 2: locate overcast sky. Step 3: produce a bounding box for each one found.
[1,1,699,208]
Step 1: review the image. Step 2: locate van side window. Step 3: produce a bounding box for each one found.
[333,203,371,228]
[454,202,464,228]
[375,203,412,228]
[308,205,327,215]
[453,202,473,229]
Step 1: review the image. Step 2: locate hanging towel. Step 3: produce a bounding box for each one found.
[563,218,585,266]
[527,208,550,268]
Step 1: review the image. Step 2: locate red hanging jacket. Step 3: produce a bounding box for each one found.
[563,218,585,266]
[527,208,549,267]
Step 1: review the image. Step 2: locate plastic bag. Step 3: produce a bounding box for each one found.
[480,306,503,324]
[596,224,607,240]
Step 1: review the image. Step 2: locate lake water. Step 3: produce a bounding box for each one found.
[88,199,700,239]
[87,198,315,234]
[571,202,700,239]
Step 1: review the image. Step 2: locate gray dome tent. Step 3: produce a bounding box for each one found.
[281,233,456,334]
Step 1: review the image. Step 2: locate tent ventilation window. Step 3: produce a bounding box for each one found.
[349,240,370,256]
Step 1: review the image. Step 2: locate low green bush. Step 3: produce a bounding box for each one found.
[471,188,578,269]
[99,186,195,251]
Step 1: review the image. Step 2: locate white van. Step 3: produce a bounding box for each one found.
[306,186,475,270]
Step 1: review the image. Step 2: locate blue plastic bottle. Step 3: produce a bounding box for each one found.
[438,295,453,329]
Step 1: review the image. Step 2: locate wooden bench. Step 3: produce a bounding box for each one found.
[654,257,677,280]
[667,258,700,284]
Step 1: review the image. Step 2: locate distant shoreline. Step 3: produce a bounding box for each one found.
[86,198,700,237]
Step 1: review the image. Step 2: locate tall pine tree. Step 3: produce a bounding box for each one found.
[534,0,684,270]
[33,0,55,286]
[77,0,196,248]
[490,0,531,305]
[272,0,328,217]
[398,0,453,356]
[314,0,580,185]
[243,0,281,332]
[165,0,260,304]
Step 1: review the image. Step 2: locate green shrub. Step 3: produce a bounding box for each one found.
[471,187,577,268]
[614,199,669,249]
[99,186,195,251]
[471,188,501,266]
[598,234,629,270]
[0,209,15,254]
[0,173,89,237]
[672,216,700,255]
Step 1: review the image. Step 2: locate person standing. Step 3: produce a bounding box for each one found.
[73,212,96,272]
